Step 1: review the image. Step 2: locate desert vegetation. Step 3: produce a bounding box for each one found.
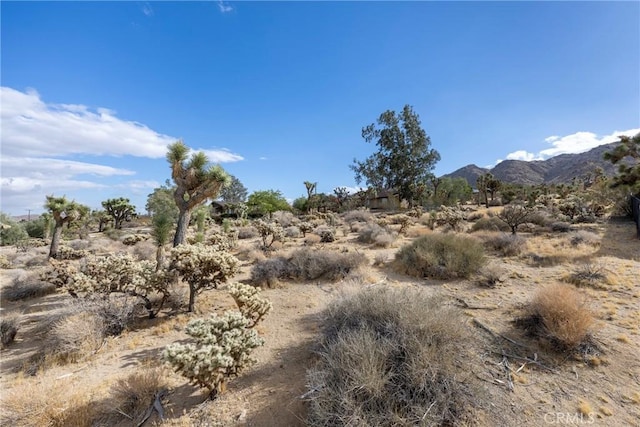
[1,132,639,427]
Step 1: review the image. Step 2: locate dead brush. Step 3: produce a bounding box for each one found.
[516,283,595,353]
[94,366,168,426]
[2,272,56,301]
[1,315,20,348]
[306,286,479,426]
[564,263,609,290]
[477,263,505,288]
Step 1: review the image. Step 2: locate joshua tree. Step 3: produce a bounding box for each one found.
[44,195,89,259]
[151,211,174,270]
[101,197,137,229]
[167,141,230,246]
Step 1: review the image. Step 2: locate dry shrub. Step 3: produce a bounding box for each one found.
[284,225,301,238]
[237,226,258,239]
[272,210,297,227]
[306,286,478,426]
[2,273,56,301]
[132,240,157,261]
[304,234,322,245]
[466,211,484,222]
[477,263,505,288]
[357,223,396,247]
[395,233,485,279]
[517,283,595,352]
[564,264,609,290]
[1,315,20,347]
[342,210,372,224]
[45,310,105,364]
[95,366,168,425]
[569,230,601,247]
[0,378,96,426]
[550,221,572,233]
[373,253,388,267]
[483,233,527,256]
[470,216,510,233]
[250,248,367,286]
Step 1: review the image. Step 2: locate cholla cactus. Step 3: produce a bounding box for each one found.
[227,283,272,327]
[298,222,314,237]
[168,243,240,312]
[207,230,237,251]
[435,205,465,231]
[122,234,148,246]
[254,219,285,249]
[42,259,79,288]
[56,245,89,260]
[162,311,264,399]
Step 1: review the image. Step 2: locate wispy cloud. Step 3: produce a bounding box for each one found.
[217,1,233,13]
[142,2,154,17]
[502,128,640,164]
[201,149,244,163]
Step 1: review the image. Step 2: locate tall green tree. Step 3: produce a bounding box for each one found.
[247,190,290,218]
[44,196,89,259]
[167,141,230,246]
[218,174,248,203]
[604,132,640,196]
[146,180,179,219]
[350,105,440,207]
[101,197,136,229]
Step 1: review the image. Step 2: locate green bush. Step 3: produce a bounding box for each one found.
[470,216,510,233]
[0,213,28,246]
[395,233,485,279]
[306,286,477,426]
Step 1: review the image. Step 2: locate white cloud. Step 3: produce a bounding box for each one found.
[499,128,639,165]
[505,150,543,162]
[217,1,233,13]
[200,149,244,163]
[1,156,135,178]
[142,2,154,16]
[259,156,268,161]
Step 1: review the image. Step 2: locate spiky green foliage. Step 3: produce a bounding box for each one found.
[168,243,240,312]
[167,141,230,246]
[604,132,640,196]
[227,283,272,327]
[101,197,137,229]
[44,196,90,259]
[151,211,174,270]
[350,105,440,207]
[162,311,265,399]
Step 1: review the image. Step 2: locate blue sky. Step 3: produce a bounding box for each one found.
[1,1,638,216]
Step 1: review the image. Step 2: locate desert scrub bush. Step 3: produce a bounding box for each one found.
[68,253,170,318]
[517,283,595,352]
[497,203,536,234]
[298,221,314,237]
[122,234,149,246]
[162,311,265,399]
[284,225,301,238]
[45,310,106,363]
[272,210,297,227]
[2,273,56,301]
[0,254,10,269]
[435,205,466,231]
[569,230,601,247]
[483,233,527,257]
[315,226,336,243]
[254,219,285,249]
[470,215,511,232]
[237,225,258,239]
[168,243,240,312]
[395,233,485,279]
[95,366,168,426]
[342,209,372,224]
[357,223,396,247]
[550,221,572,233]
[306,286,477,426]
[563,264,609,290]
[56,245,88,260]
[466,211,484,222]
[477,263,505,288]
[206,229,238,250]
[227,282,272,327]
[0,213,29,246]
[1,315,20,348]
[250,248,367,286]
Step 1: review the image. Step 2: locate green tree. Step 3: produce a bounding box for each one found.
[350,105,440,207]
[92,210,112,232]
[101,197,136,230]
[146,180,179,219]
[604,132,640,196]
[44,196,89,259]
[167,141,230,246]
[247,190,290,218]
[0,213,28,246]
[437,177,473,206]
[218,174,248,203]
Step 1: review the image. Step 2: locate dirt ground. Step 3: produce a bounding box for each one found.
[1,214,639,426]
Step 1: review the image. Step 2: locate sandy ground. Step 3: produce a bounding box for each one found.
[1,215,639,426]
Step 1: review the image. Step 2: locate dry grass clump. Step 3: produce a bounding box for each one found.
[356,223,397,247]
[563,264,610,290]
[550,221,572,233]
[342,210,372,224]
[569,230,601,247]
[0,377,96,426]
[132,240,156,261]
[483,233,527,256]
[250,248,367,287]
[517,283,595,352]
[1,315,20,348]
[477,263,505,288]
[2,273,56,301]
[395,233,485,279]
[306,286,478,426]
[237,226,258,239]
[470,216,510,233]
[94,366,168,425]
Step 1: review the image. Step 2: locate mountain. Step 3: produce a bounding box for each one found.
[443,143,621,188]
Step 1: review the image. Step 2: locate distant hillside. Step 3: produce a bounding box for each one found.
[443,142,621,188]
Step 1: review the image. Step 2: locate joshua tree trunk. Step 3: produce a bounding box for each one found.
[155,246,165,271]
[173,208,191,247]
[188,283,196,312]
[48,223,63,259]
